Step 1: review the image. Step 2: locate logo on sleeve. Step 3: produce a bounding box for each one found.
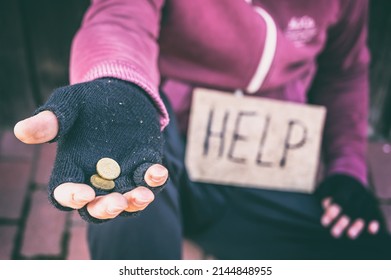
[285,16,317,46]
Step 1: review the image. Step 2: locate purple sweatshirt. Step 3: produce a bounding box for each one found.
[70,0,370,184]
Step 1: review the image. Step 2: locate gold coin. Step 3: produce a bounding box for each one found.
[96,157,121,180]
[90,174,115,190]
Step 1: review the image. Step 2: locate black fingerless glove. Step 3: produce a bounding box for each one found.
[315,174,385,226]
[35,78,166,223]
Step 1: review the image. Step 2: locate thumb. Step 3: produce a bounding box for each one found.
[14,110,59,144]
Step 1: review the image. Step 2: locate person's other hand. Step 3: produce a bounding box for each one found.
[315,174,384,239]
[14,78,168,223]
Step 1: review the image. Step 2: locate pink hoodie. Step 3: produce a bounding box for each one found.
[70,0,370,184]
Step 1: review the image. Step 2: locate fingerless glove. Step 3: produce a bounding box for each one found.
[35,78,166,223]
[315,174,385,225]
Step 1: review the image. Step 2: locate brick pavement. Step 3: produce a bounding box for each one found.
[0,132,89,260]
[0,130,390,260]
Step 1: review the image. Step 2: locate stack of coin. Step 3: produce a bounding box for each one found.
[90,157,121,190]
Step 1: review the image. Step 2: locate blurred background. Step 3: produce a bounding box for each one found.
[0,0,390,259]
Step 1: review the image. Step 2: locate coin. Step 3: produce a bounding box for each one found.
[90,174,115,190]
[96,157,121,180]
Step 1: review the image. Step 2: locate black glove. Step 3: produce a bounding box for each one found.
[315,174,385,226]
[35,78,167,223]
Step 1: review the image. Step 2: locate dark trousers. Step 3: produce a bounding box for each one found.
[87,94,391,260]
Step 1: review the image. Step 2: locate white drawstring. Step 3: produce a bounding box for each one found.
[243,0,277,94]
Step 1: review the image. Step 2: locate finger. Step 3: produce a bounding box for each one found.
[368,221,380,234]
[331,215,350,238]
[123,187,155,212]
[322,197,332,209]
[53,183,96,209]
[14,111,59,144]
[347,219,365,239]
[321,204,341,227]
[144,164,169,187]
[86,193,128,220]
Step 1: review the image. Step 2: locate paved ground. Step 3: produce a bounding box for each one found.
[0,129,390,260]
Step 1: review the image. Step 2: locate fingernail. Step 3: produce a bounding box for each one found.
[74,194,92,203]
[134,195,152,206]
[369,222,380,234]
[107,206,124,215]
[321,217,330,226]
[134,199,150,207]
[134,189,153,206]
[348,230,358,240]
[150,175,165,183]
[332,226,343,238]
[151,166,167,181]
[332,230,341,238]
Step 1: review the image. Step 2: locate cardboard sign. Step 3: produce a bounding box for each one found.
[185,88,327,193]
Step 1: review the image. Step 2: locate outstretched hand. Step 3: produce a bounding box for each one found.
[14,79,169,222]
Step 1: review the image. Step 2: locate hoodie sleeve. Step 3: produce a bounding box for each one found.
[308,0,370,185]
[69,0,169,129]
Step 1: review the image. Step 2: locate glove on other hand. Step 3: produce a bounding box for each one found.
[315,174,385,226]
